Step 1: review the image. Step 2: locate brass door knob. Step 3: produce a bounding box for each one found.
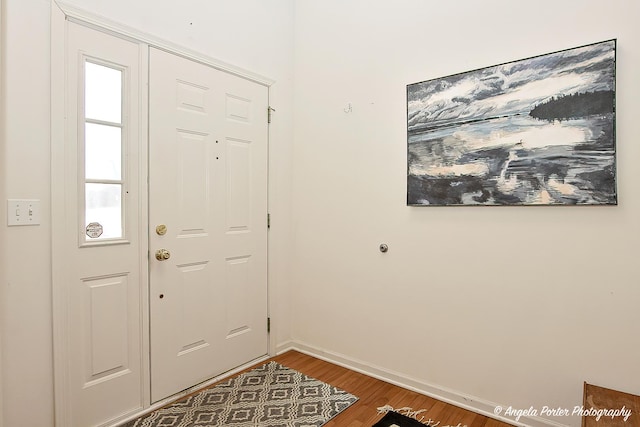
[155,249,171,261]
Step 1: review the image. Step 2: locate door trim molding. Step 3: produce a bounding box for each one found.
[54,0,275,88]
[0,0,4,424]
[50,5,71,425]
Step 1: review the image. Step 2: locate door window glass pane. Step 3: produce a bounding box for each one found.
[83,60,125,242]
[85,62,122,123]
[85,123,122,180]
[85,183,122,240]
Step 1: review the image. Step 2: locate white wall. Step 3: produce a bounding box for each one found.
[2,1,53,426]
[291,1,640,426]
[0,1,294,426]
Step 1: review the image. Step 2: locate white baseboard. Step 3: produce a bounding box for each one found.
[275,340,296,355]
[279,340,569,427]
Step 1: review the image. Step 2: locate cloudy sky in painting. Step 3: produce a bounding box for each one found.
[407,40,615,132]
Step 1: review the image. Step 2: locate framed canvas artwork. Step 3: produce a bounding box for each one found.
[407,40,616,206]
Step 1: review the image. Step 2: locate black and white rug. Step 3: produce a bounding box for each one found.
[373,411,430,427]
[124,361,358,426]
[374,406,466,427]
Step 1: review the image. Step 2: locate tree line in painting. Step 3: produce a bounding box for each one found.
[529,90,614,121]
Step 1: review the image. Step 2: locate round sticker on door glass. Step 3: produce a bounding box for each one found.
[86,222,104,238]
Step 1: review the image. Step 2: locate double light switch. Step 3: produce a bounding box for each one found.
[7,199,41,226]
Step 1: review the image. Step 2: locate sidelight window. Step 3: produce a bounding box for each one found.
[82,60,125,242]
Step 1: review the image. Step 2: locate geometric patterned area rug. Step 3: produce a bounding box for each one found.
[123,361,358,427]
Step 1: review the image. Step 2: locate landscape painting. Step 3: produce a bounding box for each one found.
[407,40,616,206]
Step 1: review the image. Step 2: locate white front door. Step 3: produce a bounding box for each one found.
[148,48,269,402]
[56,21,144,426]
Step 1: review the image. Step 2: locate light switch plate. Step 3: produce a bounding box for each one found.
[7,199,41,226]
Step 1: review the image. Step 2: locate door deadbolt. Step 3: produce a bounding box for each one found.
[155,249,171,261]
[156,224,167,236]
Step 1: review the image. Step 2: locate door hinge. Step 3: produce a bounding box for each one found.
[267,317,271,333]
[267,213,271,229]
[267,106,275,124]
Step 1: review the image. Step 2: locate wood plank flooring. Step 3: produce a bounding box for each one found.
[253,350,513,427]
[583,383,640,427]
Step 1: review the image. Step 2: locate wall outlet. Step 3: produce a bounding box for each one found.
[7,199,41,226]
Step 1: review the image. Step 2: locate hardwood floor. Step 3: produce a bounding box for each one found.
[255,350,513,427]
[583,383,640,427]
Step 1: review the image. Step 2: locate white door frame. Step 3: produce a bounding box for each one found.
[50,2,275,425]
